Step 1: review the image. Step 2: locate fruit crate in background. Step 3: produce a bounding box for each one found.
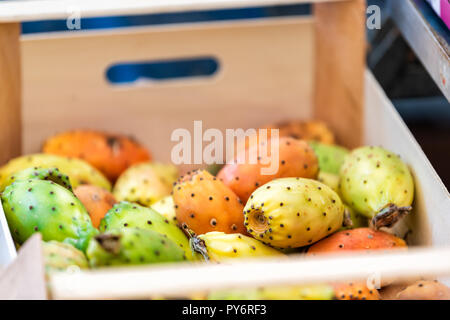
[0,0,449,298]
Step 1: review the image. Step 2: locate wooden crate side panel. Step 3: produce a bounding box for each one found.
[364,71,450,247]
[0,23,22,166]
[314,0,366,148]
[22,18,315,169]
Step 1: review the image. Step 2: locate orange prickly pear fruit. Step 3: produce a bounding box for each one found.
[173,170,246,235]
[74,185,117,229]
[396,280,450,300]
[42,130,151,181]
[218,137,319,203]
[263,120,335,144]
[307,228,407,255]
[333,282,381,300]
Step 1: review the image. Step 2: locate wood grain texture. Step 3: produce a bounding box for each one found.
[314,0,366,147]
[0,23,21,165]
[21,18,315,172]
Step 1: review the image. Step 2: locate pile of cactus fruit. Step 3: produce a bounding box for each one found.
[1,125,449,301]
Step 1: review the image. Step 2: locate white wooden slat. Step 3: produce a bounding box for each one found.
[0,0,344,23]
[50,246,450,299]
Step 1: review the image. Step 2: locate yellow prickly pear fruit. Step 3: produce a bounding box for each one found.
[339,146,414,229]
[244,178,344,248]
[151,196,177,224]
[191,231,284,262]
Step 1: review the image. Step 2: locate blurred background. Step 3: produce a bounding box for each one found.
[19,0,450,188]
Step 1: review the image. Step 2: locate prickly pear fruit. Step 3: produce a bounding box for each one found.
[208,284,335,300]
[151,196,177,223]
[86,228,186,267]
[244,178,344,248]
[43,240,89,275]
[263,120,335,144]
[1,171,97,251]
[4,167,73,191]
[173,170,246,235]
[218,137,319,203]
[113,162,178,207]
[42,130,151,181]
[191,232,283,262]
[333,282,380,300]
[0,153,111,192]
[99,202,195,260]
[309,142,349,175]
[396,280,450,300]
[74,185,117,228]
[206,163,224,176]
[339,146,414,229]
[307,228,406,254]
[317,171,340,193]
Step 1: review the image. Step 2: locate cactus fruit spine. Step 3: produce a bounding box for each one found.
[87,228,186,267]
[99,201,196,260]
[192,232,284,261]
[244,178,344,248]
[1,168,97,251]
[339,146,414,229]
[0,153,111,192]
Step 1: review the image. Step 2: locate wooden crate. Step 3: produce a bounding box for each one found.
[0,0,449,299]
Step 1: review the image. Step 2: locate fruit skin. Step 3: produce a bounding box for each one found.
[208,284,335,300]
[218,137,319,203]
[99,201,196,260]
[307,228,406,254]
[308,228,407,300]
[86,228,186,267]
[340,205,368,230]
[42,130,151,181]
[0,153,111,192]
[1,170,97,252]
[317,171,340,193]
[309,141,349,175]
[333,282,380,300]
[244,178,344,248]
[113,162,178,207]
[339,146,414,227]
[151,196,177,224]
[43,240,89,275]
[173,170,246,235]
[74,185,117,228]
[263,120,335,144]
[193,232,284,261]
[396,280,450,300]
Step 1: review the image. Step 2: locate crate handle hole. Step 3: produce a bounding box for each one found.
[105,56,219,85]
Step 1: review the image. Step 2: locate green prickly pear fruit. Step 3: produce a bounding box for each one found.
[113,162,178,207]
[43,240,89,275]
[208,284,335,300]
[309,142,349,175]
[190,231,284,262]
[86,228,186,267]
[151,196,177,224]
[4,167,73,191]
[0,153,111,192]
[317,171,340,193]
[1,169,97,251]
[99,202,196,260]
[339,146,414,229]
[244,178,344,248]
